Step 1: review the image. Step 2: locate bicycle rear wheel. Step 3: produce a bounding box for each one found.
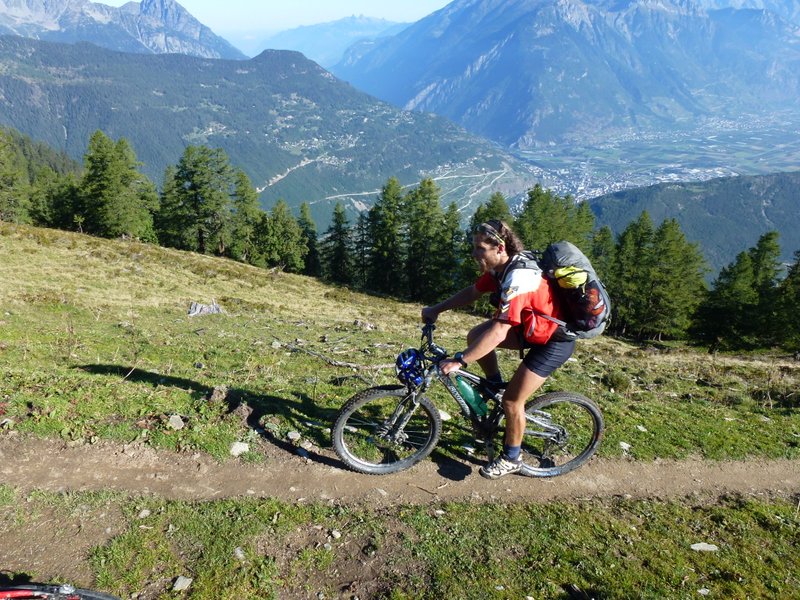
[332,385,442,475]
[519,391,603,477]
[0,584,120,600]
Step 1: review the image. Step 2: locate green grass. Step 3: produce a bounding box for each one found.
[1,223,799,598]
[2,488,797,599]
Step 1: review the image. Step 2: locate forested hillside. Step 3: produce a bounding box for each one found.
[588,171,800,273]
[3,124,799,351]
[0,36,536,225]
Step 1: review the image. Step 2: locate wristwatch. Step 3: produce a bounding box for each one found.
[453,352,468,367]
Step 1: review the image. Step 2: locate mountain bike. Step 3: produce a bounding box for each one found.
[0,583,120,600]
[332,323,603,477]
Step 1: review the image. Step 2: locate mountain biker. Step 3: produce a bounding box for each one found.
[421,219,574,479]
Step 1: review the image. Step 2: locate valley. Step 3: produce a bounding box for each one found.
[519,113,800,201]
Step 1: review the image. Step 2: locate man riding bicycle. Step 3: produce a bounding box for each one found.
[421,220,575,479]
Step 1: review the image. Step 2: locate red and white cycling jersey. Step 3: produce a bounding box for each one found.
[475,259,564,345]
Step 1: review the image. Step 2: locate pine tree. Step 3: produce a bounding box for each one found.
[749,231,782,294]
[644,219,708,340]
[44,174,81,231]
[104,138,158,241]
[0,131,31,223]
[77,131,157,240]
[77,131,116,233]
[695,251,759,348]
[320,203,354,285]
[590,226,616,282]
[298,203,321,277]
[436,202,467,299]
[573,201,596,247]
[747,231,782,343]
[228,170,263,264]
[404,178,446,303]
[469,192,512,230]
[27,166,62,227]
[777,250,800,351]
[255,200,307,272]
[696,231,785,348]
[516,184,594,251]
[352,212,370,289]
[158,145,236,254]
[154,165,184,248]
[366,177,406,296]
[610,212,655,337]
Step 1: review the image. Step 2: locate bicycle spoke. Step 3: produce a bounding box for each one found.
[519,392,603,477]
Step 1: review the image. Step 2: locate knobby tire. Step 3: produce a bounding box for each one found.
[332,385,442,475]
[519,391,604,477]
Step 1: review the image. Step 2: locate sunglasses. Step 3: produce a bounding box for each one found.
[474,222,504,245]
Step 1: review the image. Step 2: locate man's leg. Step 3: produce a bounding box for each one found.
[467,320,522,381]
[478,366,547,480]
[502,365,548,449]
[479,338,575,479]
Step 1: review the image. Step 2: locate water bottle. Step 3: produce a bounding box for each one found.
[455,375,487,417]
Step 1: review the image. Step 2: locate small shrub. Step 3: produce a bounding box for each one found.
[603,371,631,392]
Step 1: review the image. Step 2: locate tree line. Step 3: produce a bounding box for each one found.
[2,127,799,352]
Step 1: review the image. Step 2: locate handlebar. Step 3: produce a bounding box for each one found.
[421,322,448,362]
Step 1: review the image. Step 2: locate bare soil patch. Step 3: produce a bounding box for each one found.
[1,433,798,506]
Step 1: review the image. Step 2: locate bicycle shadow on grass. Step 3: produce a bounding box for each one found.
[75,364,342,468]
[288,389,481,482]
[75,365,484,481]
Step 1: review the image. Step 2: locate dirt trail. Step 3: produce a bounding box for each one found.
[1,434,798,505]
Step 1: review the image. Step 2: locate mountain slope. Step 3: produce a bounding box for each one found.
[331,0,800,149]
[0,36,538,223]
[589,171,800,272]
[0,0,246,59]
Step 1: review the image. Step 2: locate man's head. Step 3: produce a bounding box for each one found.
[471,220,523,273]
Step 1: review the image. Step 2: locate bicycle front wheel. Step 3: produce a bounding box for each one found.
[519,391,603,477]
[332,385,442,475]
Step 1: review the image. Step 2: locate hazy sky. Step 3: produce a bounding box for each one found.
[100,1,452,33]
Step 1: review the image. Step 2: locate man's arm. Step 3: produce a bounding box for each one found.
[421,285,483,323]
[440,319,513,375]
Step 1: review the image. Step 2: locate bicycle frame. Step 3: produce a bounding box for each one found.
[412,324,505,436]
[412,324,573,448]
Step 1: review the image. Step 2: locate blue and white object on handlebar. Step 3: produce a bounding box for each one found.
[395,348,424,386]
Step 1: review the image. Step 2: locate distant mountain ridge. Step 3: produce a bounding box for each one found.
[0,0,246,59]
[697,0,800,23]
[255,16,407,67]
[331,0,800,149]
[0,35,537,225]
[589,171,800,273]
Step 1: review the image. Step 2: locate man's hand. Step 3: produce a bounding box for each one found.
[439,358,461,376]
[421,306,439,323]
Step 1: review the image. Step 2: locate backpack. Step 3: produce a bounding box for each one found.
[537,241,611,341]
[497,243,610,341]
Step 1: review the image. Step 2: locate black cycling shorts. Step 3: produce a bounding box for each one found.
[522,338,576,378]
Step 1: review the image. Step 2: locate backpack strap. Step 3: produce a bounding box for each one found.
[537,312,568,327]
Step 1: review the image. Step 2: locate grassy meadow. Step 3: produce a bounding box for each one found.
[1,222,798,599]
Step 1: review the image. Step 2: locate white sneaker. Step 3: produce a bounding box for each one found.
[479,454,523,479]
